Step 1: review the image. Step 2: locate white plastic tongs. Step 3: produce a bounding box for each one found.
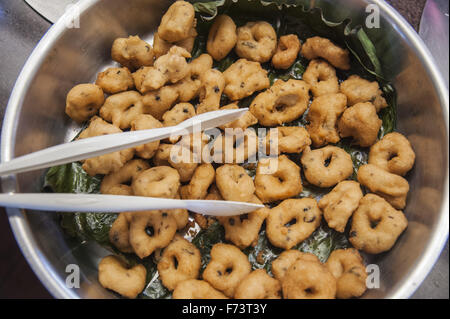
[0,109,264,216]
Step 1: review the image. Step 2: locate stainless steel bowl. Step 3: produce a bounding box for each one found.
[1,0,448,298]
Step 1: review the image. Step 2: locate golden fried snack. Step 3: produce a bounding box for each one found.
[338,102,382,147]
[235,269,281,299]
[197,69,225,114]
[168,144,199,182]
[78,116,134,176]
[158,1,195,42]
[264,126,311,155]
[100,159,150,196]
[65,84,104,123]
[95,67,134,94]
[99,91,146,130]
[203,243,251,297]
[340,75,388,112]
[215,164,255,202]
[217,195,269,249]
[223,59,270,100]
[207,15,237,61]
[142,85,180,120]
[129,210,178,259]
[162,103,196,127]
[235,21,277,63]
[319,181,363,232]
[282,259,336,299]
[153,28,197,58]
[250,79,310,126]
[211,129,258,164]
[157,235,201,291]
[130,114,163,159]
[303,59,339,97]
[180,163,215,200]
[109,213,133,253]
[173,54,214,102]
[166,192,189,230]
[266,198,322,249]
[357,164,409,209]
[153,143,172,166]
[172,279,228,299]
[349,194,408,254]
[254,155,303,203]
[132,166,180,198]
[301,146,353,188]
[326,248,367,299]
[369,132,415,176]
[271,250,320,281]
[272,34,301,69]
[136,46,191,92]
[219,103,258,130]
[306,93,347,147]
[98,255,146,299]
[111,35,154,70]
[301,36,350,70]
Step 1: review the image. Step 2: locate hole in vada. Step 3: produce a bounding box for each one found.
[284,218,297,227]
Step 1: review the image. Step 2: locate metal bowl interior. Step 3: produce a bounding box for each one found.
[1,0,448,299]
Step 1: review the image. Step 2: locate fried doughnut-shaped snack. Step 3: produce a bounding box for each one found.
[98,255,146,299]
[157,235,201,291]
[338,102,382,147]
[235,21,277,63]
[158,1,195,42]
[166,192,189,230]
[349,194,408,254]
[217,195,270,249]
[271,250,320,281]
[264,126,311,155]
[173,280,228,299]
[78,116,134,176]
[235,269,281,299]
[340,75,388,112]
[180,163,215,200]
[173,54,214,102]
[369,132,415,176]
[282,259,337,299]
[132,166,180,198]
[99,91,145,130]
[255,155,303,203]
[129,210,178,259]
[326,248,367,299]
[219,103,258,130]
[203,243,252,297]
[250,79,310,126]
[216,164,255,202]
[153,28,197,58]
[162,103,196,127]
[223,59,270,100]
[272,34,301,69]
[319,181,363,232]
[138,46,191,92]
[130,114,163,159]
[65,84,104,123]
[109,213,133,253]
[211,130,258,164]
[306,93,347,147]
[301,146,353,188]
[303,59,339,97]
[357,164,409,209]
[168,144,199,182]
[142,86,180,120]
[101,159,150,196]
[207,15,237,61]
[301,36,350,70]
[111,36,154,70]
[266,198,322,249]
[197,69,225,114]
[95,67,134,94]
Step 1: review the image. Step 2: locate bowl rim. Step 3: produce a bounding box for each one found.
[1,0,448,299]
